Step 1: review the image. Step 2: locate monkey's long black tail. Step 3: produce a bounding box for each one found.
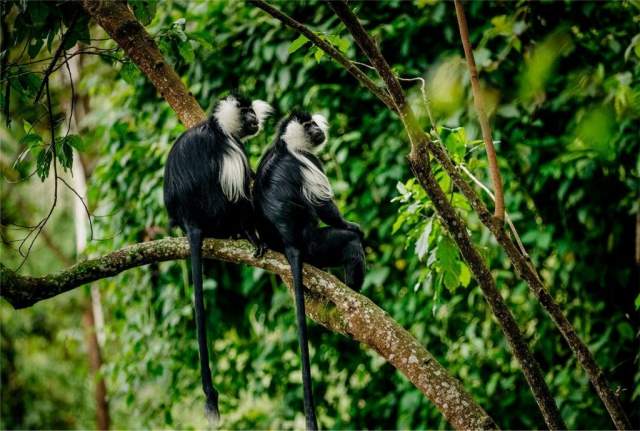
[187,227,220,426]
[284,246,319,431]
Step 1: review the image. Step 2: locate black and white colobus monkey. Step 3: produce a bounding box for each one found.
[163,94,272,422]
[254,112,366,430]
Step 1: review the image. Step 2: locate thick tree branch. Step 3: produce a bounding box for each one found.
[0,238,497,430]
[453,0,505,222]
[254,1,630,429]
[80,0,205,127]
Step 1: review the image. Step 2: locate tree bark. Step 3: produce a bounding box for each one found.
[0,239,497,430]
[83,304,110,431]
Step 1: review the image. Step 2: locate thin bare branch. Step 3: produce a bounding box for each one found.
[453,0,505,222]
[15,80,60,271]
[34,12,80,104]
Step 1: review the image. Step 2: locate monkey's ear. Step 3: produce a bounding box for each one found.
[312,114,329,135]
[252,100,273,126]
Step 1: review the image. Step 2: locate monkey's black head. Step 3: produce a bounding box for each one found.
[213,94,273,140]
[279,111,329,152]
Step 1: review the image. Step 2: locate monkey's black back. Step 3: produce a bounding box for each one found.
[254,144,322,249]
[164,119,252,237]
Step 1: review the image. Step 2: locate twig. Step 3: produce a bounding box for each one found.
[33,12,80,104]
[15,80,59,271]
[453,0,505,222]
[57,175,94,241]
[63,50,75,137]
[459,164,527,258]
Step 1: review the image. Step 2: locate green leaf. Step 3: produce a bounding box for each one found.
[444,127,466,161]
[120,62,138,85]
[28,38,44,58]
[20,133,43,147]
[65,134,85,151]
[18,71,42,97]
[459,263,471,287]
[443,269,459,291]
[616,322,634,340]
[57,139,74,170]
[131,0,157,26]
[327,34,349,53]
[314,47,324,62]
[178,41,195,63]
[36,147,53,181]
[288,34,309,54]
[29,4,49,26]
[415,218,433,260]
[436,236,458,269]
[63,15,91,49]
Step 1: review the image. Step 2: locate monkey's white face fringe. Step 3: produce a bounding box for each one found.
[312,114,329,148]
[282,119,334,205]
[214,96,242,137]
[243,100,273,140]
[220,140,249,203]
[252,100,273,129]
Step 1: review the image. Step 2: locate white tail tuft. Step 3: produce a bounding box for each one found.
[205,402,220,428]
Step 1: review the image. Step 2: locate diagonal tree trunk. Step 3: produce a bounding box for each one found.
[63,45,111,430]
[287,1,564,428]
[80,1,204,128]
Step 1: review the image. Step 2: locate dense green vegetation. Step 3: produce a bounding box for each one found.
[1,1,638,429]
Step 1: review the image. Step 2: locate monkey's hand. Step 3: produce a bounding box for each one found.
[345,221,365,241]
[253,242,267,258]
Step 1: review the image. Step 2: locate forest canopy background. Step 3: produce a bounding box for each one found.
[1,0,639,429]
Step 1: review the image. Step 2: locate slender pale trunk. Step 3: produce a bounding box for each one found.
[66,47,110,430]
